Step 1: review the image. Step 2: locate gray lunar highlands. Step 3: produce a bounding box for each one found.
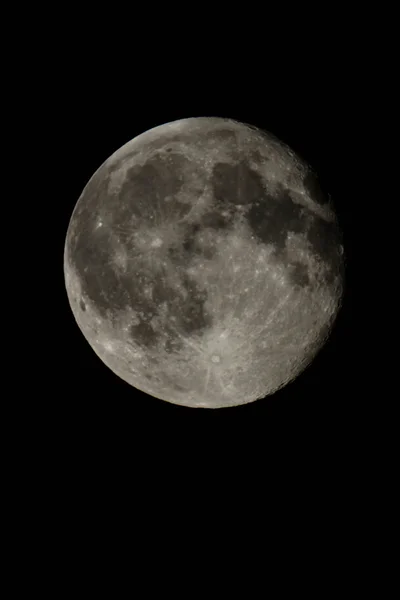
[64,117,344,408]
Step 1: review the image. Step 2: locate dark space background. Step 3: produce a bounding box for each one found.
[23,27,370,571]
[14,10,395,589]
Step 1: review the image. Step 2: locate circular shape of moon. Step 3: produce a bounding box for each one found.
[64,117,344,408]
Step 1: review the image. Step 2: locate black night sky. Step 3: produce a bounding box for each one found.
[35,33,363,517]
[14,13,389,583]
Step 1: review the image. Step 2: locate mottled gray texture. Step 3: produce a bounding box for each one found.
[64,117,344,408]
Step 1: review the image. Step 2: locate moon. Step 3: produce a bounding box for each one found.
[64,117,344,408]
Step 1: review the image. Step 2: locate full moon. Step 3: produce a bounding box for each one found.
[64,117,344,408]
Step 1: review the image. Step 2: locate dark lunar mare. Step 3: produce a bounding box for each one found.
[113,152,195,227]
[178,222,218,261]
[288,262,310,287]
[210,162,342,286]
[246,182,308,251]
[68,151,214,351]
[200,210,233,230]
[211,161,266,207]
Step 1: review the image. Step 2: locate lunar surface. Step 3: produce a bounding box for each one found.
[64,117,344,408]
